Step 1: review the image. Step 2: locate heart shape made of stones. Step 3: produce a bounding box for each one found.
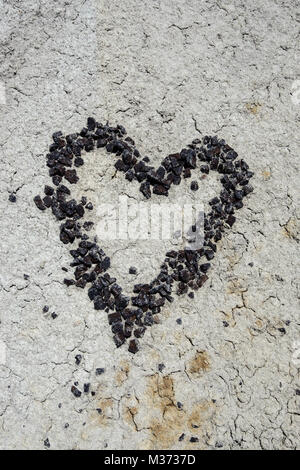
[34,117,253,354]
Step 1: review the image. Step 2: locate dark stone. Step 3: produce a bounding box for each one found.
[200,164,209,174]
[71,385,81,398]
[33,195,46,211]
[94,297,106,310]
[153,184,168,196]
[134,327,146,338]
[75,354,82,365]
[9,193,16,203]
[44,438,51,448]
[87,117,96,131]
[43,195,53,208]
[113,332,125,348]
[74,157,84,167]
[140,181,151,199]
[129,267,137,274]
[108,312,122,324]
[128,338,139,354]
[64,169,79,184]
[226,215,236,227]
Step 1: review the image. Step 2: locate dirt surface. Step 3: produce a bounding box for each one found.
[0,0,299,450]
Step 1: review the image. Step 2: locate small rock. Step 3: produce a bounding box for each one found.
[8,193,16,203]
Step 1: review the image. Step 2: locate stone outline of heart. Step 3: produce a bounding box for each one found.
[34,117,254,354]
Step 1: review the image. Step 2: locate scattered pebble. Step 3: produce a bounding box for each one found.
[158,363,165,372]
[8,193,16,203]
[129,267,137,274]
[190,181,199,191]
[75,354,82,365]
[179,433,185,441]
[71,385,81,398]
[44,438,50,448]
[42,305,49,313]
[190,437,199,443]
[95,368,105,375]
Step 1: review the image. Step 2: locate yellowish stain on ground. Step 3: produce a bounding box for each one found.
[227,253,241,270]
[123,405,138,429]
[282,217,299,241]
[132,374,216,449]
[187,351,210,376]
[82,397,114,439]
[246,102,261,115]
[262,169,271,180]
[114,360,130,386]
[227,278,247,295]
[94,398,114,426]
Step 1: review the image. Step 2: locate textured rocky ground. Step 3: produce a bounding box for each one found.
[0,0,299,450]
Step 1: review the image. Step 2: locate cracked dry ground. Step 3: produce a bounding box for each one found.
[0,0,299,450]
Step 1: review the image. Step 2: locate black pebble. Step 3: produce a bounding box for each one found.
[8,193,16,203]
[75,354,82,365]
[33,195,46,211]
[71,386,81,398]
[190,181,199,191]
[44,438,50,448]
[129,267,137,274]
[128,338,139,354]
